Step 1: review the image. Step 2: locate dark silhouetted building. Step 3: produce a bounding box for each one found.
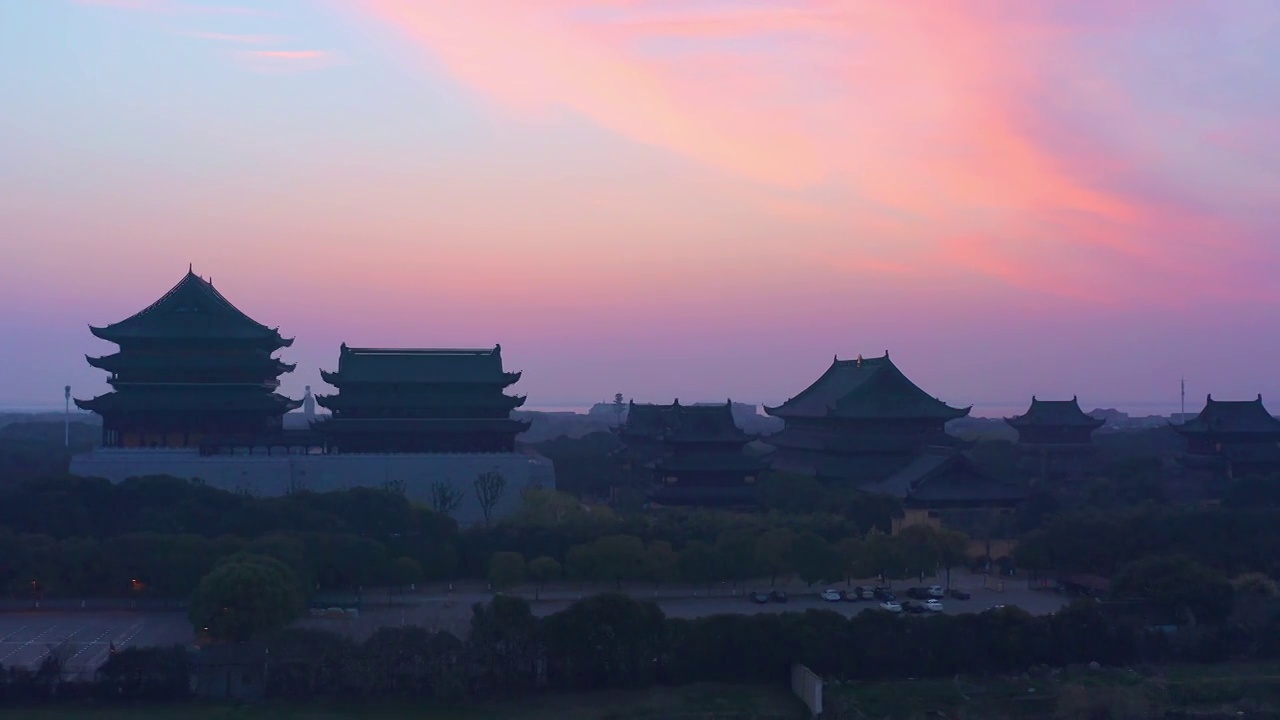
[314,344,530,453]
[763,353,970,483]
[1175,394,1280,481]
[617,399,766,507]
[1005,396,1104,481]
[75,268,300,448]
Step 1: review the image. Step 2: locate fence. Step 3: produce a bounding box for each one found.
[790,663,823,718]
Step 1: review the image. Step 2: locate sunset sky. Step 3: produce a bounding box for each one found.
[1,0,1277,415]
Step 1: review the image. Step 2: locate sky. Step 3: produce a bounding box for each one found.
[0,0,1277,416]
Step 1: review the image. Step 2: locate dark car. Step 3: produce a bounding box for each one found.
[902,601,928,614]
[769,590,789,603]
[749,591,769,604]
[948,588,971,600]
[873,586,894,599]
[906,587,930,600]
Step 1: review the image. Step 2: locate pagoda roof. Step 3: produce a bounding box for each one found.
[1005,396,1105,430]
[312,417,531,434]
[88,268,290,345]
[322,345,519,385]
[861,449,1026,506]
[655,451,769,473]
[763,353,970,421]
[621,400,753,442]
[86,353,294,375]
[1175,395,1280,435]
[74,389,301,414]
[314,392,526,412]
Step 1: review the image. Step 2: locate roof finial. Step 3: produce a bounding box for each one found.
[673,398,680,406]
[884,349,889,357]
[1259,393,1264,402]
[494,343,501,353]
[1032,395,1037,402]
[188,263,193,274]
[1072,394,1077,402]
[1207,393,1213,403]
[856,354,862,368]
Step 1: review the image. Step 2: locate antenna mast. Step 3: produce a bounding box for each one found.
[1180,376,1186,423]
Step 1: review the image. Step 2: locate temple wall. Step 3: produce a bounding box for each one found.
[70,449,555,527]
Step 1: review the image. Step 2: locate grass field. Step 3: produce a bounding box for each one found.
[6,683,807,720]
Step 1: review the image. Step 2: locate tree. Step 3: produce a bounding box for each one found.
[833,537,864,586]
[189,553,303,642]
[643,540,679,586]
[389,556,423,592]
[753,528,796,587]
[474,471,508,527]
[790,532,839,587]
[1232,572,1279,598]
[430,481,464,517]
[591,534,646,589]
[715,527,758,588]
[1111,555,1234,626]
[861,529,905,580]
[487,552,527,593]
[677,541,718,587]
[527,556,561,599]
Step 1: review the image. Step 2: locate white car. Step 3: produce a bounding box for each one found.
[924,599,943,612]
[880,600,902,613]
[820,589,842,602]
[927,585,945,598]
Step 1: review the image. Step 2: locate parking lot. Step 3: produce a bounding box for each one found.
[0,612,192,673]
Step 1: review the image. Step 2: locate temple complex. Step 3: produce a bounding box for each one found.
[1005,396,1104,481]
[763,353,971,484]
[1174,395,1280,481]
[75,268,300,449]
[314,345,530,454]
[616,400,767,507]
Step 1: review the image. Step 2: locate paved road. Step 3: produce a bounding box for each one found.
[0,612,191,674]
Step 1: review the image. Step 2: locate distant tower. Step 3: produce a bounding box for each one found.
[64,385,71,447]
[303,385,316,422]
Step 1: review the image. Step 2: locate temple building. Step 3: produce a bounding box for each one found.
[861,447,1027,559]
[1174,395,1280,481]
[617,400,767,507]
[75,268,300,449]
[1005,396,1104,481]
[314,344,530,454]
[763,353,971,484]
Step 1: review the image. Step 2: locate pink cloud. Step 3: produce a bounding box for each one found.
[339,0,1277,308]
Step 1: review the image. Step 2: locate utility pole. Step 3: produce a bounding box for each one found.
[1180,376,1186,423]
[63,385,71,447]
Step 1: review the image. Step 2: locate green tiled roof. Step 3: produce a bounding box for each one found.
[764,354,969,421]
[1175,395,1280,436]
[89,269,289,345]
[1006,396,1105,429]
[322,345,519,385]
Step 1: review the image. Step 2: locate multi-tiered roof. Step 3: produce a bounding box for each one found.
[1174,395,1280,476]
[76,268,300,448]
[764,353,970,482]
[314,344,529,454]
[618,400,766,506]
[1005,396,1104,446]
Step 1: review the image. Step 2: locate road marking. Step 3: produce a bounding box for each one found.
[0,625,29,643]
[0,624,60,663]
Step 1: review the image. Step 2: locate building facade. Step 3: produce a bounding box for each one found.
[75,268,300,449]
[1174,395,1280,481]
[314,344,530,454]
[763,353,971,483]
[1005,396,1104,481]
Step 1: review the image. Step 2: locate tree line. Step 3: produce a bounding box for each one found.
[0,475,966,599]
[7,592,1280,707]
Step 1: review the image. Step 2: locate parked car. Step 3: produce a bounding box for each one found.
[924,598,944,612]
[769,590,789,603]
[842,589,862,602]
[948,588,971,600]
[749,591,769,604]
[906,587,930,600]
[859,587,876,600]
[873,586,894,599]
[820,589,842,602]
[879,600,903,613]
[928,585,945,598]
[902,601,927,614]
